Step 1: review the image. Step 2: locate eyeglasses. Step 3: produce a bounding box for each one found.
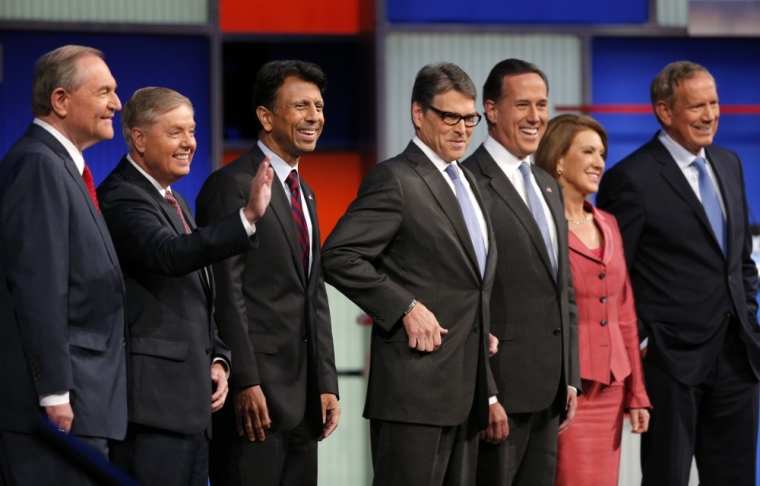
[426,106,482,127]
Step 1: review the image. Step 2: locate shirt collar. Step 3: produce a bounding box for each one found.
[483,134,530,174]
[412,136,456,173]
[33,118,85,174]
[126,154,169,196]
[257,140,300,186]
[658,129,707,170]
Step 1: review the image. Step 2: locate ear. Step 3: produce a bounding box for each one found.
[132,127,146,154]
[257,106,273,133]
[49,87,69,117]
[655,100,672,128]
[411,102,425,130]
[556,156,565,177]
[484,99,498,125]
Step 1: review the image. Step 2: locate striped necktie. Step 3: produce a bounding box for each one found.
[286,170,310,277]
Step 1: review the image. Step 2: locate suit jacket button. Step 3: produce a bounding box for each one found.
[601,319,608,326]
[599,273,606,279]
[600,296,607,303]
[473,325,481,333]
[553,328,561,335]
[725,311,732,318]
[123,338,126,346]
[206,348,212,355]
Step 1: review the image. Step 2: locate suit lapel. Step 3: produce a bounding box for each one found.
[301,178,320,292]
[473,146,555,279]
[406,145,481,280]
[533,166,564,281]
[174,191,214,298]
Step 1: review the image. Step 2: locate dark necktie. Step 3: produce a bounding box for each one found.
[692,157,726,255]
[81,163,100,213]
[519,162,557,279]
[444,164,487,276]
[164,190,191,235]
[286,170,310,276]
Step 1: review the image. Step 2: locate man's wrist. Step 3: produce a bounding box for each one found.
[404,299,417,316]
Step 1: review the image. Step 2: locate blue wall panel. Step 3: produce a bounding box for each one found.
[387,0,648,24]
[0,31,210,212]
[592,37,760,220]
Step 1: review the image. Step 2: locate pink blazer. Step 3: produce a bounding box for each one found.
[569,204,651,409]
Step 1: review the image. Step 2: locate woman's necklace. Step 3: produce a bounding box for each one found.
[566,213,591,225]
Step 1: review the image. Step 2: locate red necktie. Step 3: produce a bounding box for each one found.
[164,190,191,235]
[285,170,310,276]
[81,163,100,213]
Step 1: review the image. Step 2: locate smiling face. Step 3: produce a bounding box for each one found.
[656,71,719,155]
[60,54,121,151]
[412,89,477,163]
[135,104,196,188]
[258,76,324,167]
[557,129,606,198]
[485,73,548,160]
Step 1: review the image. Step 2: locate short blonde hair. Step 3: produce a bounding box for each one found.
[31,45,104,117]
[121,87,193,151]
[534,114,608,179]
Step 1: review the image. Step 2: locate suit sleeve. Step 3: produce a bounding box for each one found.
[196,170,262,389]
[313,266,340,397]
[1,155,73,396]
[321,162,416,331]
[597,167,647,342]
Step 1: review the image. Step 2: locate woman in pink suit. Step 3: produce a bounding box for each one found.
[535,115,651,486]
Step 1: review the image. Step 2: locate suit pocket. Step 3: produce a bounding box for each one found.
[249,332,278,355]
[130,335,188,362]
[69,327,108,352]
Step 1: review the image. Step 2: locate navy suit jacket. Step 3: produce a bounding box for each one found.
[0,124,127,439]
[597,134,760,385]
[97,156,249,434]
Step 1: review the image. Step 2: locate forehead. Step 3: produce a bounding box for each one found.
[153,104,195,127]
[675,72,717,102]
[500,73,547,100]
[572,128,603,146]
[74,54,114,88]
[276,76,323,103]
[431,89,476,112]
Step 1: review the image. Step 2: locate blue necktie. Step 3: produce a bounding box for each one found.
[519,162,557,279]
[692,157,726,255]
[445,164,487,276]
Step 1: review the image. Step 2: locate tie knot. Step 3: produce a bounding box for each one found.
[164,190,176,202]
[444,163,460,181]
[518,161,531,178]
[286,170,300,192]
[692,157,708,173]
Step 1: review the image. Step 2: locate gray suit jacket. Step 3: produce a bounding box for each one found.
[196,144,339,433]
[322,141,498,429]
[0,124,127,439]
[463,143,580,414]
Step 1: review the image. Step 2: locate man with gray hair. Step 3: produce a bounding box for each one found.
[598,61,760,485]
[322,62,499,485]
[0,45,126,485]
[97,87,273,485]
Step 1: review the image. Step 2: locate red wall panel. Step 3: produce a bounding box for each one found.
[220,0,360,34]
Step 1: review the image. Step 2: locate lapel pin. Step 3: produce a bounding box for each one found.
[546,187,552,193]
[307,194,313,200]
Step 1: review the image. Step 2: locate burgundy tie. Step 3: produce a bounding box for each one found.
[81,163,100,213]
[285,170,310,276]
[164,190,191,235]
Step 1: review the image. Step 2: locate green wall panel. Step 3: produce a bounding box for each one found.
[0,0,207,24]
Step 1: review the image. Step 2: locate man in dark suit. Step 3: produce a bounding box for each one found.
[0,45,127,485]
[97,87,274,486]
[463,58,580,486]
[322,62,500,486]
[195,60,340,486]
[597,61,760,486]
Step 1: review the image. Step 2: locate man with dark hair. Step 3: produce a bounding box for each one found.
[598,60,760,486]
[463,58,580,486]
[196,60,339,486]
[97,87,273,486]
[0,45,127,485]
[322,62,500,486]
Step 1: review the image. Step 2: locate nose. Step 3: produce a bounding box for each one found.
[452,117,467,134]
[702,103,718,122]
[109,92,122,111]
[305,103,321,122]
[526,105,539,122]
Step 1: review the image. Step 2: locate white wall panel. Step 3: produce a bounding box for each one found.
[382,33,582,161]
[657,0,689,26]
[0,0,207,24]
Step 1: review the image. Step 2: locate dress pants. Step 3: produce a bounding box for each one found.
[0,429,108,486]
[641,321,758,486]
[110,422,209,486]
[370,412,480,486]
[555,379,626,486]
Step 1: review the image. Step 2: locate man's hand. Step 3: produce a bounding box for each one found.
[402,302,448,353]
[243,156,274,225]
[234,385,271,441]
[558,387,578,435]
[210,362,229,413]
[45,403,74,433]
[629,408,650,434]
[318,393,341,441]
[479,401,509,444]
[488,333,499,357]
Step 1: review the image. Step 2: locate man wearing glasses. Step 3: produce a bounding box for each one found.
[463,59,580,486]
[322,62,502,485]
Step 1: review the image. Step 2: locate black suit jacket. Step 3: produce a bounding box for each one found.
[97,156,249,434]
[463,144,581,413]
[322,142,498,429]
[597,134,760,385]
[0,124,127,439]
[196,144,339,433]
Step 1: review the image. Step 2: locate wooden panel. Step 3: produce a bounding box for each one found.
[222,151,370,244]
[220,0,359,34]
